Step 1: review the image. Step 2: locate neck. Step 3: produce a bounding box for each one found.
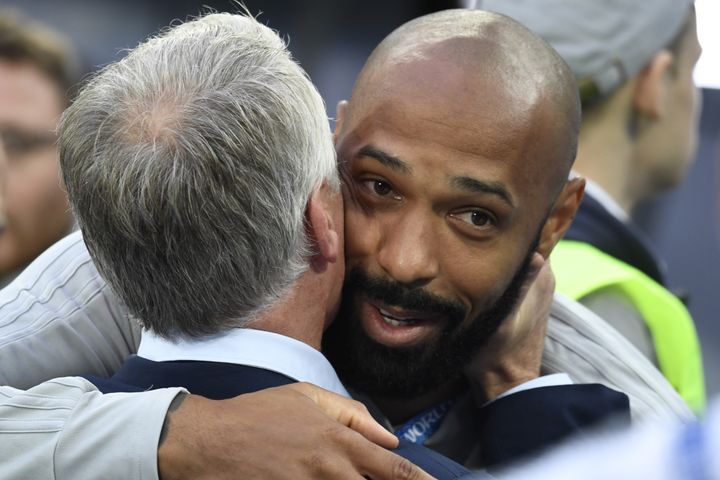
[251,272,335,351]
[574,84,647,213]
[575,127,639,213]
[370,377,467,425]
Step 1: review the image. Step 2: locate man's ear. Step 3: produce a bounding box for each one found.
[306,184,341,268]
[332,100,348,145]
[535,177,585,258]
[633,50,674,120]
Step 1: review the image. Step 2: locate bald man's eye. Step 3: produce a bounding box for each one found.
[449,209,496,229]
[360,179,401,200]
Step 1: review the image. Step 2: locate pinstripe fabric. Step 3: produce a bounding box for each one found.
[0,231,139,389]
[0,376,182,479]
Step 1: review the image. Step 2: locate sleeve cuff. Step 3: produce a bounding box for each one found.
[55,383,187,480]
[492,373,573,403]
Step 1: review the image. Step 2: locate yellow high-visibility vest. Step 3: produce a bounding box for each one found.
[552,240,706,414]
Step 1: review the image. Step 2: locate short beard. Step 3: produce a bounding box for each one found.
[323,251,535,400]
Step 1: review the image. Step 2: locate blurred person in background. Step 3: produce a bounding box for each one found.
[491,400,720,480]
[0,10,79,287]
[477,0,705,414]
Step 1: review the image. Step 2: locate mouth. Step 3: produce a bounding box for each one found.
[359,299,446,348]
[378,308,421,327]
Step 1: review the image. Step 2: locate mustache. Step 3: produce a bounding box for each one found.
[343,268,468,324]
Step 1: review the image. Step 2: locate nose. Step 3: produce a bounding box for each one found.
[375,208,440,288]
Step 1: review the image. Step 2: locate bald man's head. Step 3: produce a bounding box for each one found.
[326,10,586,399]
[343,9,580,190]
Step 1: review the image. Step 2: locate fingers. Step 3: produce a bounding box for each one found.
[504,254,547,332]
[308,413,432,480]
[528,251,546,277]
[288,384,432,480]
[288,382,399,449]
[513,254,554,327]
[342,403,400,449]
[352,441,436,480]
[518,253,546,299]
[162,385,432,480]
[521,259,555,330]
[535,259,556,297]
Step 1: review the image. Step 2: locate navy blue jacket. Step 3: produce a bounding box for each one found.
[476,384,629,467]
[88,356,629,473]
[565,192,666,285]
[86,356,472,479]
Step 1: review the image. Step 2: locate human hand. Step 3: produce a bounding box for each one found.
[464,253,555,403]
[158,382,435,480]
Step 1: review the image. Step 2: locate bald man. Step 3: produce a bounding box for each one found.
[324,8,582,404]
[3,9,683,479]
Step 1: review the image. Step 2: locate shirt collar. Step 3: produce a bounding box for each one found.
[582,177,630,223]
[138,328,349,397]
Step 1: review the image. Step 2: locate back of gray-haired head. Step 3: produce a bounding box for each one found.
[59,13,337,338]
[475,0,694,104]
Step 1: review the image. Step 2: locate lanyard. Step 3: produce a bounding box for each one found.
[395,399,455,445]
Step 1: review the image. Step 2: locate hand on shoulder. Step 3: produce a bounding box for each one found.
[158,383,434,480]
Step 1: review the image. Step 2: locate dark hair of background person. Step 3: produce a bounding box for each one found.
[0,9,81,103]
[581,9,696,112]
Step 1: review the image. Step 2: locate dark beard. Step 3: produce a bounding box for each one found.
[323,252,534,399]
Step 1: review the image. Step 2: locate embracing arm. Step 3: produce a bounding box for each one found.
[1,379,432,480]
[159,383,434,480]
[0,377,181,479]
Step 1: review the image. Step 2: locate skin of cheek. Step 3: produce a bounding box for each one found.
[342,196,532,325]
[0,147,70,273]
[445,247,526,323]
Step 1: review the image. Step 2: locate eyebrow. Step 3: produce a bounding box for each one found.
[357,145,411,174]
[357,145,514,207]
[450,176,515,208]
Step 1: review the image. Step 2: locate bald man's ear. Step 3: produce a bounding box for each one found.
[535,177,585,258]
[306,183,341,269]
[332,100,348,145]
[633,50,674,120]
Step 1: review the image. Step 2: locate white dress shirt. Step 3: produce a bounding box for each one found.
[138,327,350,397]
[494,373,573,402]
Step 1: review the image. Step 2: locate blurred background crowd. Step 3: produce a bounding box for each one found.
[0,0,718,396]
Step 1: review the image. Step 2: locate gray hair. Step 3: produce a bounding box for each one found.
[59,13,338,338]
